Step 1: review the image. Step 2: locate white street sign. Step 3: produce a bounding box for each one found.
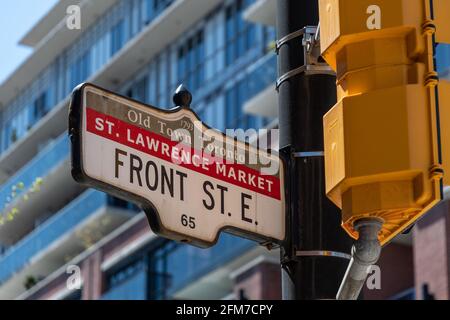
[69,83,286,247]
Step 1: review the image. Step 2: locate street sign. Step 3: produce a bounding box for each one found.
[69,83,285,248]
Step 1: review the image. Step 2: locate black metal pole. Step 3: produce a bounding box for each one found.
[277,0,352,300]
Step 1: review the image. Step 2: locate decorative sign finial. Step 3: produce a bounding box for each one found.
[173,84,192,108]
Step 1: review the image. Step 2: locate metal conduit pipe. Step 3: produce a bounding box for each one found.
[336,218,383,300]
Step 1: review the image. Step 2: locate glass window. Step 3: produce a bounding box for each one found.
[224,77,268,132]
[196,32,205,87]
[158,53,169,106]
[145,0,155,23]
[82,51,91,81]
[149,62,157,103]
[111,20,125,56]
[70,62,79,89]
[164,235,253,295]
[215,95,226,132]
[128,76,148,102]
[106,257,146,290]
[70,51,91,88]
[131,0,140,36]
[264,26,276,50]
[205,19,215,81]
[225,6,236,65]
[225,86,238,128]
[33,92,48,122]
[215,13,226,74]
[225,0,257,66]
[177,47,187,85]
[105,236,254,300]
[147,241,177,299]
[176,30,205,92]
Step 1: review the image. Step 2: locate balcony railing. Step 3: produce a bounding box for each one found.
[167,234,254,294]
[0,190,122,285]
[0,133,69,210]
[101,234,255,300]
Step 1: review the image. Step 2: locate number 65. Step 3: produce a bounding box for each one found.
[181,214,196,229]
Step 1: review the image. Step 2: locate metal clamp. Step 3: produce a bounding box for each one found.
[276,66,307,89]
[276,26,335,90]
[296,250,352,260]
[275,29,306,53]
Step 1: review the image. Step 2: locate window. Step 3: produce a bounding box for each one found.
[264,26,276,50]
[127,76,148,102]
[158,54,169,106]
[177,30,205,91]
[154,0,173,12]
[33,92,48,121]
[225,78,267,132]
[70,52,91,88]
[1,122,10,152]
[225,0,257,66]
[205,12,226,81]
[106,258,146,290]
[102,235,253,300]
[111,20,125,55]
[200,96,226,131]
[177,47,186,85]
[145,0,155,23]
[145,0,174,24]
[131,0,142,36]
[0,90,51,151]
[161,234,253,296]
[147,241,178,299]
[225,84,239,128]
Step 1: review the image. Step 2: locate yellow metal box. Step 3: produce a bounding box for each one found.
[319,0,425,70]
[324,83,441,245]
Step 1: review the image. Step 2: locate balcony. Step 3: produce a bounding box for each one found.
[0,133,82,245]
[243,0,276,27]
[100,234,258,300]
[170,235,259,299]
[0,134,67,209]
[0,100,70,184]
[243,52,278,118]
[0,0,120,106]
[0,189,137,299]
[0,0,224,184]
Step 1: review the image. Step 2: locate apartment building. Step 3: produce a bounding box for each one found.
[0,0,281,300]
[0,0,449,300]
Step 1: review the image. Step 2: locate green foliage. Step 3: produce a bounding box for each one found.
[0,177,44,226]
[23,275,38,290]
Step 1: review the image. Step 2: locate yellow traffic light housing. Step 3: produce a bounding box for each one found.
[434,0,450,44]
[320,0,448,245]
[439,80,450,186]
